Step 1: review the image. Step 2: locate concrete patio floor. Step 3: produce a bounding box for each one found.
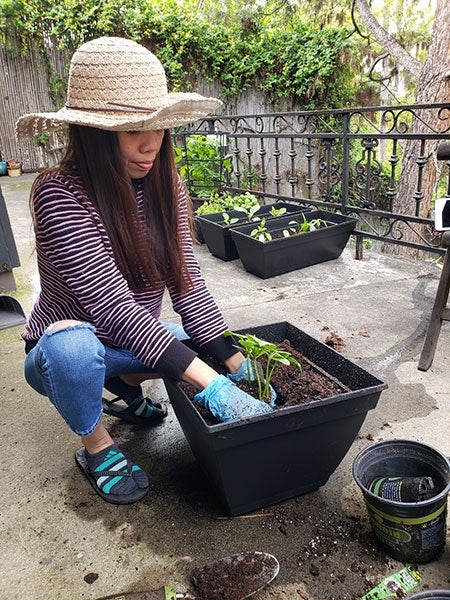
[0,173,449,600]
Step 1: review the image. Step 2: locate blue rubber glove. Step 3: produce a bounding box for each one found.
[194,375,272,422]
[227,358,277,406]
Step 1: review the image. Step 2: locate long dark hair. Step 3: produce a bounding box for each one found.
[33,126,193,293]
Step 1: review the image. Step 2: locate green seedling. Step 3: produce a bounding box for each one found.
[222,212,240,226]
[250,217,272,242]
[235,203,262,222]
[224,330,302,403]
[283,214,328,237]
[268,206,287,217]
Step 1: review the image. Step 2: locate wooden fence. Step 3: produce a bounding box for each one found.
[0,42,68,171]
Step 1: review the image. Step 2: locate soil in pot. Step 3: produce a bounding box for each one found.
[181,339,349,425]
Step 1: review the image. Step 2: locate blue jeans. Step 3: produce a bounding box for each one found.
[24,321,188,437]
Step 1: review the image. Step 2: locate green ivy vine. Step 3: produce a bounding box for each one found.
[0,0,364,109]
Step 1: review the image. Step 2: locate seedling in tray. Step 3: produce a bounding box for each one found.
[283,214,328,237]
[250,217,272,242]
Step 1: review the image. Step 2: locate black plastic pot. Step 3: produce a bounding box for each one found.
[353,440,450,563]
[197,202,309,261]
[164,321,387,516]
[231,209,357,278]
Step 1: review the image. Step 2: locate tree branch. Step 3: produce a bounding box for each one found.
[353,0,423,78]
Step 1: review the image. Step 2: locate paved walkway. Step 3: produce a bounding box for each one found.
[0,173,449,600]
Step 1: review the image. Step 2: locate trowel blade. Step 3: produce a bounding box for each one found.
[191,551,280,600]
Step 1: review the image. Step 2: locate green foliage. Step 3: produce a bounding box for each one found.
[0,0,365,108]
[225,330,301,403]
[250,217,273,242]
[234,203,264,222]
[261,25,356,107]
[195,192,260,216]
[269,206,287,217]
[35,132,50,146]
[174,134,232,198]
[282,215,328,236]
[221,212,240,226]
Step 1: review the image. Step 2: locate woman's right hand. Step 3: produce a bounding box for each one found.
[193,374,272,422]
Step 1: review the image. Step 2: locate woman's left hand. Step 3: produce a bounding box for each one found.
[227,358,277,406]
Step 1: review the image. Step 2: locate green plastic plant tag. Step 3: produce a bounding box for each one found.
[359,565,422,599]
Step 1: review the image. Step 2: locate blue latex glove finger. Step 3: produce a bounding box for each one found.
[194,375,272,423]
[227,357,257,382]
[227,358,277,406]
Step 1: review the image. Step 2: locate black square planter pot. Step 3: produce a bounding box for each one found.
[231,209,358,278]
[197,202,309,261]
[163,322,387,516]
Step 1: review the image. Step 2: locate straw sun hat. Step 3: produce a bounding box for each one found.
[16,36,223,138]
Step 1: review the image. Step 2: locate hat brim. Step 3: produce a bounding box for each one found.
[16,93,223,139]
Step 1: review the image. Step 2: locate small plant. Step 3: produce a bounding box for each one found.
[282,214,328,237]
[225,330,302,403]
[195,195,229,216]
[250,217,272,242]
[268,206,287,217]
[221,212,240,226]
[235,203,262,222]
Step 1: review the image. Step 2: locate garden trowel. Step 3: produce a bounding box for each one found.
[95,551,279,600]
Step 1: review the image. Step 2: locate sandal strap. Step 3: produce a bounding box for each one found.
[88,448,134,493]
[106,395,161,410]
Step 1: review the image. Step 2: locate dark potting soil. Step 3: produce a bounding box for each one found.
[191,551,278,600]
[181,339,349,425]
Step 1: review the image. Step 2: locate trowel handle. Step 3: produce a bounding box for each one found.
[95,585,182,600]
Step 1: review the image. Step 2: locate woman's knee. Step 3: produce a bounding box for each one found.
[47,319,85,332]
[36,321,105,374]
[25,321,106,400]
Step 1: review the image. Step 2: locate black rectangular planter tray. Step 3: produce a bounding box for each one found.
[197,201,310,261]
[164,322,386,516]
[231,209,357,278]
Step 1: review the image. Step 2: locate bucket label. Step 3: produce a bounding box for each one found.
[359,565,422,599]
[366,499,447,562]
[371,520,411,543]
[369,476,436,502]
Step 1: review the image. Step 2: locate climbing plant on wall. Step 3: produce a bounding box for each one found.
[0,0,363,109]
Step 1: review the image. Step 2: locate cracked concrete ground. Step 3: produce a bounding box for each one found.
[0,173,449,600]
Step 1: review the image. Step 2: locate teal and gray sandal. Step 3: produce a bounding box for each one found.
[75,444,149,505]
[102,376,168,426]
[102,395,168,426]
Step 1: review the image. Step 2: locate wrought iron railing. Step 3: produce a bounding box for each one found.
[173,103,450,257]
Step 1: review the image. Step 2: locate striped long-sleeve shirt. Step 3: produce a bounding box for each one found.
[23,169,236,381]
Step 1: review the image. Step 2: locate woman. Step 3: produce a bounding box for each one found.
[16,37,271,505]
